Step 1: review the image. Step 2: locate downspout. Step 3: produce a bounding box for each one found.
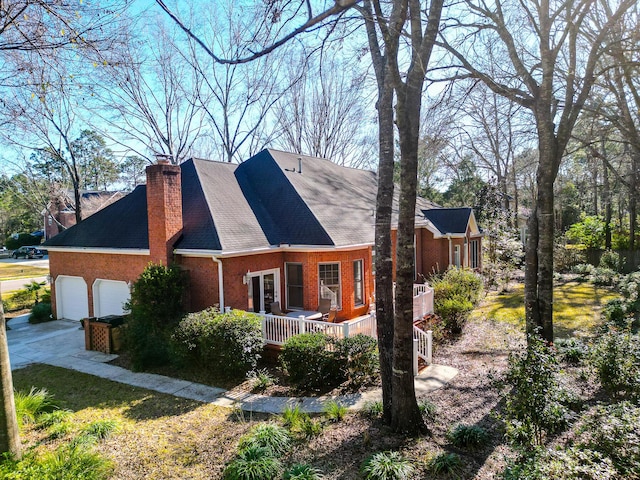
[447,235,452,266]
[212,256,225,310]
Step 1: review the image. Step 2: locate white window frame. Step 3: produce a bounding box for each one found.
[353,259,364,307]
[318,262,341,309]
[285,262,304,310]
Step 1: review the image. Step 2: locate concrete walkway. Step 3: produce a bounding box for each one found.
[6,316,458,414]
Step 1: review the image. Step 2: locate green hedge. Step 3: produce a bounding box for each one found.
[281,333,343,391]
[432,267,483,334]
[172,308,264,378]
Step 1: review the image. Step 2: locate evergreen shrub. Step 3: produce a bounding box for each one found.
[124,263,186,370]
[172,307,264,378]
[281,333,343,390]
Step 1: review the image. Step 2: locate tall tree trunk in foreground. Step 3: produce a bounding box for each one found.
[0,299,21,459]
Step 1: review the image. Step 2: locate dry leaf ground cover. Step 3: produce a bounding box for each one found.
[9,278,620,479]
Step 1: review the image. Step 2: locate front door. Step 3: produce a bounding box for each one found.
[248,269,280,313]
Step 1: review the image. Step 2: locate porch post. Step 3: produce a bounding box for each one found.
[427,330,433,365]
[342,321,350,339]
[298,315,306,334]
[413,338,419,376]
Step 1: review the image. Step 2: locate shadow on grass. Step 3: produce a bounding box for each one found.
[12,364,203,420]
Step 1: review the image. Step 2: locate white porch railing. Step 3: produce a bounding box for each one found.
[259,312,377,346]
[413,326,433,365]
[258,309,433,375]
[412,283,434,320]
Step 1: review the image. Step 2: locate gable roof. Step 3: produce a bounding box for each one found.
[422,207,475,236]
[45,149,447,253]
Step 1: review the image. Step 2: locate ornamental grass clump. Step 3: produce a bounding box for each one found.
[284,463,325,479]
[360,451,414,480]
[223,445,282,480]
[237,423,292,457]
[447,424,490,450]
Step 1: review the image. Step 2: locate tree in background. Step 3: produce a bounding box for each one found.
[440,0,636,341]
[274,54,376,169]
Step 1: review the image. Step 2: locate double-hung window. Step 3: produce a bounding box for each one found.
[319,263,341,308]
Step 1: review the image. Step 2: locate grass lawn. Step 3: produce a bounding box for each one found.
[12,364,265,479]
[0,263,49,281]
[470,278,619,338]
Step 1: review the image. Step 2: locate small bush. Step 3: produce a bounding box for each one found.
[281,405,305,429]
[428,452,461,476]
[501,336,572,449]
[447,424,490,450]
[248,369,275,392]
[223,446,282,480]
[82,420,119,440]
[299,417,323,438]
[238,423,292,457]
[284,463,325,479]
[590,267,618,286]
[172,307,264,378]
[418,399,437,421]
[434,294,473,334]
[36,410,73,429]
[323,400,347,422]
[571,263,594,276]
[336,334,379,387]
[599,250,623,272]
[432,267,483,334]
[555,338,588,364]
[360,451,414,480]
[602,299,629,327]
[281,333,343,390]
[590,329,640,400]
[361,401,383,419]
[29,302,53,324]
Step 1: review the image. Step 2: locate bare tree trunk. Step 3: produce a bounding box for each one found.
[374,84,395,425]
[602,146,612,250]
[0,300,21,458]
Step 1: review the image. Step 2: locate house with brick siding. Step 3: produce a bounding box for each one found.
[44,149,482,322]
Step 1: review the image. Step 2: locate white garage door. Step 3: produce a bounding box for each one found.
[93,280,130,318]
[55,276,89,321]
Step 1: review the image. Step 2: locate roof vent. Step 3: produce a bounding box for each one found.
[297,157,302,174]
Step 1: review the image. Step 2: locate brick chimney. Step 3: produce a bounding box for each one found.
[146,159,182,265]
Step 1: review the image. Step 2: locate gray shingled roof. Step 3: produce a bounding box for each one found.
[45,149,444,252]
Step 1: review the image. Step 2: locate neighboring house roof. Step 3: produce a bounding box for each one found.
[44,149,447,252]
[44,185,149,249]
[421,207,479,236]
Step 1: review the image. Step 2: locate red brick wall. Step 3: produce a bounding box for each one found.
[146,162,182,265]
[49,251,150,318]
[51,246,374,322]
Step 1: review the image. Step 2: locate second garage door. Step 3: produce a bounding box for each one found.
[93,279,130,317]
[55,276,89,321]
